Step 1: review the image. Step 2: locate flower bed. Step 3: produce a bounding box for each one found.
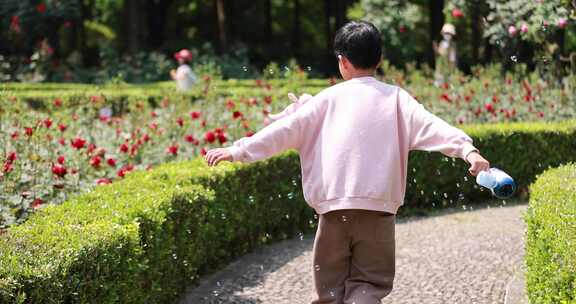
[0,121,574,303]
[1,68,575,227]
[525,163,576,304]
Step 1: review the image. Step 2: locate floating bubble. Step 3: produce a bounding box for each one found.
[341,215,348,222]
[315,264,321,271]
[511,56,518,62]
[269,69,274,74]
[298,232,304,241]
[283,66,290,72]
[242,66,248,72]
[306,66,312,71]
[443,193,448,198]
[329,290,335,297]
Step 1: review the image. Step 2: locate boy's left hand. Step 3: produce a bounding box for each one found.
[204,148,232,166]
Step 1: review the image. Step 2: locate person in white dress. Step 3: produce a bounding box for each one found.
[170,49,197,91]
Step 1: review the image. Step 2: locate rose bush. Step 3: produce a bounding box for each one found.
[1,64,574,228]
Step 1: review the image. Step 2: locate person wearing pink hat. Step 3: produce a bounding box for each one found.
[170,49,197,91]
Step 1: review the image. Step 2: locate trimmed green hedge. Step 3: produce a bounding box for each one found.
[525,164,576,304]
[0,120,575,303]
[0,80,325,114]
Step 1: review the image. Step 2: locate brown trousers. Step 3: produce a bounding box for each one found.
[311,209,396,304]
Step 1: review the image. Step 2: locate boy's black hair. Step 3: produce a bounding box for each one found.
[333,21,382,69]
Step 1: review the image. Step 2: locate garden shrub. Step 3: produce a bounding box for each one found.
[525,163,576,304]
[0,120,575,303]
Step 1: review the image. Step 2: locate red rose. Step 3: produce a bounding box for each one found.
[190,111,201,120]
[53,98,63,107]
[249,98,258,106]
[151,111,158,118]
[264,96,272,104]
[440,93,452,103]
[96,178,112,185]
[464,95,471,102]
[452,8,464,18]
[130,144,139,156]
[204,131,216,143]
[24,127,34,137]
[148,122,158,130]
[71,137,86,149]
[58,137,66,146]
[90,155,101,168]
[200,147,207,156]
[398,26,406,33]
[36,3,46,13]
[226,99,236,110]
[58,123,67,132]
[10,16,21,33]
[233,111,243,119]
[3,162,13,174]
[167,144,179,156]
[11,131,19,140]
[52,164,67,177]
[484,103,495,113]
[7,152,17,163]
[57,155,65,164]
[184,134,195,143]
[255,79,263,87]
[107,158,116,167]
[201,120,207,128]
[492,95,499,103]
[176,117,184,127]
[246,131,255,137]
[120,143,129,153]
[31,198,44,209]
[217,133,227,144]
[87,143,97,155]
[538,112,544,118]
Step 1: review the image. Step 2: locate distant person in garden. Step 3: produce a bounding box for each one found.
[170,49,197,91]
[434,23,458,86]
[205,21,490,303]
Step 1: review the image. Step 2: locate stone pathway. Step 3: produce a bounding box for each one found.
[179,202,527,304]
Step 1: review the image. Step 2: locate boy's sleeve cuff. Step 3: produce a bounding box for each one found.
[227,146,244,162]
[462,143,479,164]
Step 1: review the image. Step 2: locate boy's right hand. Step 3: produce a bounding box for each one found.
[466,151,490,176]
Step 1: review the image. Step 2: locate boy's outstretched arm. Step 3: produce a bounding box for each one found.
[205,94,323,166]
[399,89,490,176]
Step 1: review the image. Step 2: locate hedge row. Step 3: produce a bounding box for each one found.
[0,120,575,303]
[0,80,325,113]
[525,163,576,304]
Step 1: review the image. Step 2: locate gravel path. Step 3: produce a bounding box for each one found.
[179,202,527,304]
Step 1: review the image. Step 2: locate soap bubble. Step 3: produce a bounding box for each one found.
[341,215,348,222]
[306,66,312,71]
[315,264,321,271]
[269,69,274,74]
[242,66,248,72]
[511,56,518,62]
[298,232,304,240]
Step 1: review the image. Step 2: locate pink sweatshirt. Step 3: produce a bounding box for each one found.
[228,76,478,215]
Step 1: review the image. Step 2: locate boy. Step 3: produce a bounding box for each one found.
[205,21,490,304]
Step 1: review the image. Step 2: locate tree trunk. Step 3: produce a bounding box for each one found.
[122,0,146,54]
[146,0,174,49]
[265,0,272,45]
[216,0,227,52]
[428,0,444,68]
[292,0,301,55]
[471,1,480,65]
[324,0,332,50]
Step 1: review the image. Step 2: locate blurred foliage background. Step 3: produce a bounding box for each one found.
[0,0,574,82]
